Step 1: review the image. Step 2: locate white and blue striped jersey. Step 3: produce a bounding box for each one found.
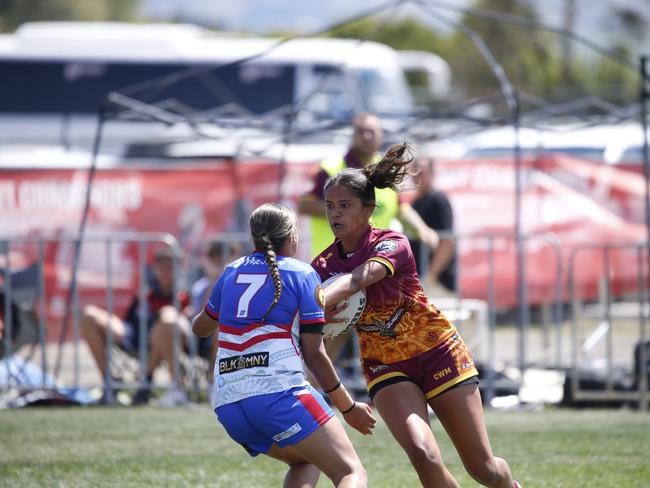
[205,252,325,408]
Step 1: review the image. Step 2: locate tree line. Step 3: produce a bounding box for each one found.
[1,0,646,111]
[327,0,645,110]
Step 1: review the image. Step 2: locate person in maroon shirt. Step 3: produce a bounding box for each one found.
[81,247,191,405]
[300,113,441,386]
[313,143,521,488]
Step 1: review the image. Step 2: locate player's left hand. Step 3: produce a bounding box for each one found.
[342,401,376,435]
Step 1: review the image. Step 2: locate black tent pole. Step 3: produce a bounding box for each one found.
[640,56,649,412]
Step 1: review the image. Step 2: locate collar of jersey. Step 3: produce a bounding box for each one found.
[252,250,290,258]
[335,225,372,259]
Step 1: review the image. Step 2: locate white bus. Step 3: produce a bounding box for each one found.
[0,22,451,156]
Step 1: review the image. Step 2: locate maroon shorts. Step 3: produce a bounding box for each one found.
[362,332,479,400]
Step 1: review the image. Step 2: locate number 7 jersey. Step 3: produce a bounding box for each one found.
[205,252,325,408]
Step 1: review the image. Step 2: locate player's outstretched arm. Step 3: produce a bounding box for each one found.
[301,333,376,435]
[322,260,387,308]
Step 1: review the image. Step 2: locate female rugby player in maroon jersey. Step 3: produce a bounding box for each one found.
[312,144,521,488]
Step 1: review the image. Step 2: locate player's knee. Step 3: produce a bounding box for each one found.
[349,459,367,481]
[80,305,100,330]
[332,462,367,487]
[157,305,179,324]
[354,464,368,486]
[464,457,500,485]
[404,442,444,473]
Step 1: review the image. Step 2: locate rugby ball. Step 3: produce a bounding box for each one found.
[321,274,366,339]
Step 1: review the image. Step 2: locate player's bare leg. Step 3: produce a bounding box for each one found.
[373,381,460,487]
[268,416,367,488]
[428,383,514,488]
[266,444,320,488]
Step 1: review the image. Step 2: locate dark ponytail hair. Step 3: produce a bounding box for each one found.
[249,203,298,321]
[324,143,414,207]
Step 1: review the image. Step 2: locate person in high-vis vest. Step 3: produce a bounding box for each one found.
[298,113,438,259]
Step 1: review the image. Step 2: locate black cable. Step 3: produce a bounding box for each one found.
[53,107,107,379]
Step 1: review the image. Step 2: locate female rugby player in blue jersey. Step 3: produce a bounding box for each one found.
[193,203,375,488]
[313,144,521,488]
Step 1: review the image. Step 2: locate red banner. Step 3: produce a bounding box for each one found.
[1,152,647,341]
[0,158,318,339]
[435,156,646,306]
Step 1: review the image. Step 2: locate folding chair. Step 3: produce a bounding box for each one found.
[0,263,40,359]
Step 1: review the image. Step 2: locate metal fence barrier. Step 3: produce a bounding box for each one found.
[2,230,649,410]
[0,232,250,405]
[413,231,565,405]
[568,241,649,411]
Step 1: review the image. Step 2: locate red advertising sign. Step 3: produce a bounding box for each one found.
[436,156,646,307]
[1,153,646,340]
[0,158,318,340]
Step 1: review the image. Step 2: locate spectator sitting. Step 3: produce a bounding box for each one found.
[0,291,23,358]
[81,247,191,406]
[189,240,239,379]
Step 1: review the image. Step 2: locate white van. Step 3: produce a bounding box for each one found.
[455,123,647,173]
[0,22,451,155]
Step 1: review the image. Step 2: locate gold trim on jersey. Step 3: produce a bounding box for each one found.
[424,369,478,400]
[315,285,325,308]
[367,371,409,391]
[368,256,395,276]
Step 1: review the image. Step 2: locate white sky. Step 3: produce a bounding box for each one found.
[139,0,649,58]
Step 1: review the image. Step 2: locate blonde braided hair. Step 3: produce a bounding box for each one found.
[249,203,298,321]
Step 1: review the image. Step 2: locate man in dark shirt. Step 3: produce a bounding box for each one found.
[408,156,457,296]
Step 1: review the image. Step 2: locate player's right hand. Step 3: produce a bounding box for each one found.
[324,301,349,324]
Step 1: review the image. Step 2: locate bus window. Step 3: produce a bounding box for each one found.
[353,68,412,115]
[0,60,295,116]
[299,65,354,120]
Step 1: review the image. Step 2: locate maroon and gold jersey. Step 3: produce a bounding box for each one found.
[312,226,457,364]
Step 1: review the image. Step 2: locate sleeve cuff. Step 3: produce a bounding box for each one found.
[300,323,324,334]
[204,306,219,320]
[369,256,395,276]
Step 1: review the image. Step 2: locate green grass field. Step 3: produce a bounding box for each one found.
[1,406,648,487]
